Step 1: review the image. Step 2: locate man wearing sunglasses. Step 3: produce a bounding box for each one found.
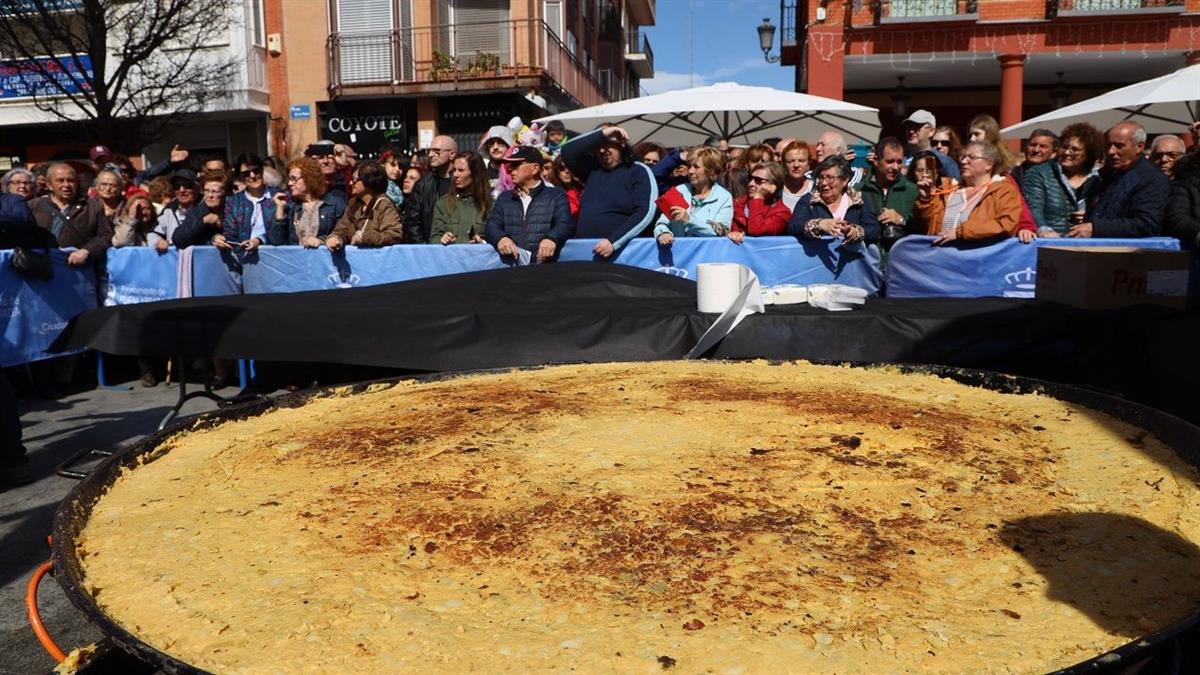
[901,109,960,181]
[217,152,275,252]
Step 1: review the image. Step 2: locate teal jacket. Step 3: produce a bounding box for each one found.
[652,183,734,237]
[1022,161,1099,235]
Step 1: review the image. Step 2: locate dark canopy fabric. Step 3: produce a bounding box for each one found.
[52,262,1199,424]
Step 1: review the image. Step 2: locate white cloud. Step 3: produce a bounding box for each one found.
[641,71,710,95]
[641,59,765,96]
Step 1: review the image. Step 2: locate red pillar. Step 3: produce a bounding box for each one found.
[998,54,1027,130]
[806,27,845,100]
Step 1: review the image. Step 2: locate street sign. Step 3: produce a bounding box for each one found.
[289,104,311,120]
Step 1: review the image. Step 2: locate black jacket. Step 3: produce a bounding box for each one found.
[402,171,451,244]
[1165,153,1200,249]
[1086,156,1170,238]
[172,202,226,249]
[484,182,574,253]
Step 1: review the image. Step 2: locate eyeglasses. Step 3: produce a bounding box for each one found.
[239,167,263,178]
[749,175,772,185]
[961,154,986,162]
[1059,145,1084,155]
[430,147,455,154]
[931,139,951,147]
[287,174,303,183]
[815,174,844,183]
[173,182,196,190]
[1151,151,1184,161]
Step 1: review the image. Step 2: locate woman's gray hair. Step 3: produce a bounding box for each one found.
[1,168,35,192]
[812,155,851,181]
[966,142,1003,175]
[95,168,125,188]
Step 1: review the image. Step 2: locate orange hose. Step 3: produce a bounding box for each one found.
[26,560,67,663]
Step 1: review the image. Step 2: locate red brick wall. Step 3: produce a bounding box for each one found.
[264,0,290,159]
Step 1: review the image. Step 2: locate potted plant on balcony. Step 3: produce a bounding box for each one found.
[431,48,456,81]
[468,51,502,77]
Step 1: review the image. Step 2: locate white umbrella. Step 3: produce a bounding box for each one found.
[536,81,880,147]
[1002,64,1200,139]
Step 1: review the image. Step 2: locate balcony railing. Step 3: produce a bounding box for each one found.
[1048,0,1184,17]
[326,19,615,108]
[624,29,653,77]
[876,0,978,22]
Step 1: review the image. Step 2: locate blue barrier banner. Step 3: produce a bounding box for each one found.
[102,247,178,306]
[190,246,245,297]
[561,237,884,293]
[886,236,1182,298]
[0,249,97,367]
[242,244,511,294]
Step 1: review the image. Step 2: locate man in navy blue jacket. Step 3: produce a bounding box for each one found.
[485,146,573,262]
[560,125,657,258]
[1075,121,1169,238]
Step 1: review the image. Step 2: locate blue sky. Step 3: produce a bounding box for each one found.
[641,0,796,94]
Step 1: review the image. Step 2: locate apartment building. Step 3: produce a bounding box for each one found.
[778,0,1200,134]
[0,0,270,169]
[271,0,655,158]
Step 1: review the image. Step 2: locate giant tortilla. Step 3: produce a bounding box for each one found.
[77,361,1200,673]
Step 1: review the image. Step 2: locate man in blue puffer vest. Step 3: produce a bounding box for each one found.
[560,125,657,259]
[485,146,573,262]
[1075,121,1169,239]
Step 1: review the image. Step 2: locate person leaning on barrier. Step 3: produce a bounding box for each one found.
[653,146,733,246]
[431,151,492,246]
[111,193,157,248]
[729,161,791,242]
[560,125,656,259]
[913,141,1022,246]
[403,134,456,243]
[151,168,197,252]
[858,137,917,248]
[1020,122,1103,239]
[269,158,347,248]
[220,152,275,253]
[327,160,404,251]
[788,156,880,246]
[1074,121,1169,239]
[2,168,36,201]
[1165,149,1200,249]
[173,171,231,249]
[484,146,572,262]
[28,162,112,266]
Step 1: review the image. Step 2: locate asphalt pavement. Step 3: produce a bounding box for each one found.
[0,381,234,675]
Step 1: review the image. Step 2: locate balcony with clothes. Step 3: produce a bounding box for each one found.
[326,19,613,108]
[624,29,653,78]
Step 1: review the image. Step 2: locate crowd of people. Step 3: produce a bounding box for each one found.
[2,112,1198,277]
[1,110,1200,486]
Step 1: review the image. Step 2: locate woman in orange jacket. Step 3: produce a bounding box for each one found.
[913,142,1022,245]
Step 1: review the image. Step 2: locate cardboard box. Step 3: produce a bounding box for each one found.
[1035,247,1191,310]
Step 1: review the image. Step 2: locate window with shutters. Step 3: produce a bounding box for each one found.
[544,0,562,40]
[337,0,394,83]
[448,0,511,66]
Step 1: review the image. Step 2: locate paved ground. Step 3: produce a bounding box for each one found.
[0,382,243,675]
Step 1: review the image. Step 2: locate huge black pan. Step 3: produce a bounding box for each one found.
[44,363,1200,675]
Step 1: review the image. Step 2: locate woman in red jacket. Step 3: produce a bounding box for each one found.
[550,155,582,225]
[729,161,791,243]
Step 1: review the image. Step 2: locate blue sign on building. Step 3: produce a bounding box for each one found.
[290,104,312,120]
[0,55,93,100]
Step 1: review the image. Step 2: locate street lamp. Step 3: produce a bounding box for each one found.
[758,17,780,63]
[891,76,910,119]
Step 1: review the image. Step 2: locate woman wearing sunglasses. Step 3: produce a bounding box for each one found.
[930,127,963,168]
[217,152,276,252]
[729,161,792,243]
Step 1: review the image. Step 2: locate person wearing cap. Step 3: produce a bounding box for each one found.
[560,125,657,258]
[403,134,457,243]
[305,142,348,203]
[150,168,199,251]
[479,125,514,186]
[902,110,960,180]
[28,162,113,266]
[89,145,114,177]
[484,146,572,261]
